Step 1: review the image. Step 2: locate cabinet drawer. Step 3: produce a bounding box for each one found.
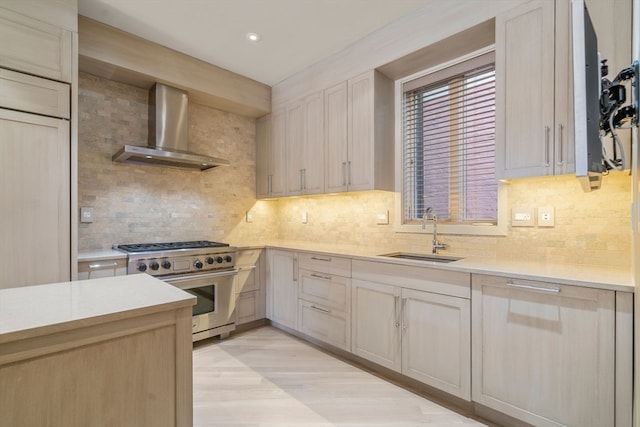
[298,299,350,351]
[236,265,259,294]
[299,269,350,311]
[352,259,470,299]
[0,7,73,83]
[78,259,127,280]
[0,68,70,119]
[298,252,351,277]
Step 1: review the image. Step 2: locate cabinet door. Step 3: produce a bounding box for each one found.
[472,275,615,427]
[298,300,350,351]
[1,109,70,288]
[302,92,324,194]
[351,279,401,371]
[0,7,73,83]
[347,72,375,191]
[401,288,470,400]
[270,109,287,197]
[236,291,259,325]
[286,100,305,195]
[266,250,297,330]
[324,81,349,193]
[255,114,272,198]
[495,0,555,179]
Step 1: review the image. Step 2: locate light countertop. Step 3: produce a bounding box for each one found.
[233,240,634,293]
[77,249,127,262]
[0,274,195,343]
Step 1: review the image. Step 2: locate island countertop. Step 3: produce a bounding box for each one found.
[0,274,196,344]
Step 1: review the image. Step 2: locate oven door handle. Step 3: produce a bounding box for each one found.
[162,269,239,289]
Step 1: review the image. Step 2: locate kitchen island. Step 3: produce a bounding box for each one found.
[0,274,195,427]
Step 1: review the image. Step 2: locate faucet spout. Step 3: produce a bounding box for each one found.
[422,207,446,254]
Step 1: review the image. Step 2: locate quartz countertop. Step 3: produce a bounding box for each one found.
[77,249,127,262]
[0,274,195,343]
[233,240,633,293]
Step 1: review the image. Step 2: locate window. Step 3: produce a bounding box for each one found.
[402,52,498,228]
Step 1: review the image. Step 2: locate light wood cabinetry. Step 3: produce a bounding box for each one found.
[325,70,394,193]
[286,92,324,196]
[256,111,286,198]
[297,252,352,351]
[495,0,574,179]
[235,249,265,325]
[77,258,127,280]
[266,249,298,330]
[0,7,73,83]
[471,274,615,427]
[351,260,471,400]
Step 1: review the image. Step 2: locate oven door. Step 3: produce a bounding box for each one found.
[163,269,237,341]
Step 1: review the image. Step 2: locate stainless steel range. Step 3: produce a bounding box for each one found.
[113,240,237,341]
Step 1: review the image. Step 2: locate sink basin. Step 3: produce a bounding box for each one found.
[379,252,462,263]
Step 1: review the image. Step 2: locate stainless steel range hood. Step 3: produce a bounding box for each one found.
[112,83,229,171]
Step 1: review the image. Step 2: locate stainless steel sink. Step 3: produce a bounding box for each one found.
[379,252,462,263]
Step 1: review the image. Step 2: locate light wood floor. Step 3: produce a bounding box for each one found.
[193,326,488,427]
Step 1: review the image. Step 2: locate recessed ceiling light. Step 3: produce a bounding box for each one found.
[246,32,262,43]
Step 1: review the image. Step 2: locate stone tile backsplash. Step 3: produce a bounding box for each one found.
[79,73,631,268]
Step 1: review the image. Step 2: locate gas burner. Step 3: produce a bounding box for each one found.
[114,240,229,253]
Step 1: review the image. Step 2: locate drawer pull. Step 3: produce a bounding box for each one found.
[88,262,119,271]
[310,273,332,280]
[310,304,331,314]
[506,281,560,293]
[237,265,257,271]
[310,256,332,262]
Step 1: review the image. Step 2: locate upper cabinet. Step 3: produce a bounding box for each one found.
[0,7,73,83]
[495,0,574,179]
[258,69,394,199]
[326,70,395,193]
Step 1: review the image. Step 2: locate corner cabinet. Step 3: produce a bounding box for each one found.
[266,249,298,330]
[495,0,574,178]
[325,71,394,193]
[256,112,286,198]
[471,274,615,427]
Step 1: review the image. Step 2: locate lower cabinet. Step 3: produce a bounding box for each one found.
[472,274,615,427]
[351,263,471,401]
[266,249,298,330]
[235,249,265,325]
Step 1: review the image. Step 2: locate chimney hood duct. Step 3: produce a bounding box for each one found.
[112,83,230,171]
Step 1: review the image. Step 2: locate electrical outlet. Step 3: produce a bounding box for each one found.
[511,207,534,227]
[245,211,254,223]
[538,206,555,227]
[80,207,94,223]
[376,211,389,225]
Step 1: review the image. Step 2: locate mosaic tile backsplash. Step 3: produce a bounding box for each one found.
[78,73,631,268]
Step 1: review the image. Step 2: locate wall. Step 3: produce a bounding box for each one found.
[77,73,277,251]
[266,173,631,268]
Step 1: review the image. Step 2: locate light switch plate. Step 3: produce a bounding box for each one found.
[376,211,389,225]
[511,207,534,227]
[301,211,308,224]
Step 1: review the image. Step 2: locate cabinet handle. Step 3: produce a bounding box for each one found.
[293,257,298,282]
[401,297,408,332]
[302,168,306,190]
[544,126,551,167]
[311,256,332,262]
[237,265,257,272]
[556,124,564,166]
[267,174,273,194]
[506,281,560,293]
[342,162,347,186]
[88,262,119,270]
[347,160,352,185]
[310,273,332,280]
[299,169,304,190]
[394,295,400,328]
[310,304,331,314]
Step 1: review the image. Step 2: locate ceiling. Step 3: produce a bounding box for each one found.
[77,0,431,87]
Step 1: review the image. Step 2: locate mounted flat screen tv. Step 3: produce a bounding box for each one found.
[572,0,603,191]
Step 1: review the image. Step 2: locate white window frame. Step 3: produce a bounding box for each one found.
[394,46,507,236]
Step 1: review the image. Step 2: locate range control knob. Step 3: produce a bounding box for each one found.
[224,255,233,263]
[215,256,224,264]
[161,260,171,270]
[137,262,147,272]
[194,259,204,269]
[149,261,160,271]
[205,257,214,264]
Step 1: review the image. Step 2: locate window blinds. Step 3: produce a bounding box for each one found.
[402,53,497,224]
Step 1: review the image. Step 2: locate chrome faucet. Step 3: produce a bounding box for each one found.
[422,207,447,254]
